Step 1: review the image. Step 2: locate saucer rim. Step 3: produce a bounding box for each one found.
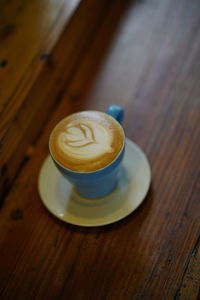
[38,138,151,227]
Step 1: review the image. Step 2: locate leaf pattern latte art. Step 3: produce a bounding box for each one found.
[58,120,113,159]
[65,124,96,147]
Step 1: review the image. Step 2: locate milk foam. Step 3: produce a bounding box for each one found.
[49,111,124,172]
[58,120,113,160]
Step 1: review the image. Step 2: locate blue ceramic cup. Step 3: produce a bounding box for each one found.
[49,105,125,199]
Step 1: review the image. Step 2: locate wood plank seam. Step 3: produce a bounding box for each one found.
[174,232,200,299]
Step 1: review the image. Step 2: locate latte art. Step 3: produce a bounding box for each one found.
[58,121,112,160]
[49,111,124,172]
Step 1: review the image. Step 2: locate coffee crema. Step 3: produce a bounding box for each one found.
[49,111,124,172]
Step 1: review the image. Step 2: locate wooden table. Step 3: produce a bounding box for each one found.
[0,0,200,299]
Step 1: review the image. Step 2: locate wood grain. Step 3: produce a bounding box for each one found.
[175,236,200,299]
[0,0,80,122]
[0,0,200,299]
[0,0,119,201]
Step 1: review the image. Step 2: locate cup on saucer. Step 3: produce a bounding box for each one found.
[49,105,125,199]
[39,105,151,226]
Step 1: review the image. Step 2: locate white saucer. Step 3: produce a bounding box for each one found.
[38,139,151,227]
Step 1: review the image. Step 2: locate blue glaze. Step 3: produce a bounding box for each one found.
[106,104,124,124]
[50,105,125,199]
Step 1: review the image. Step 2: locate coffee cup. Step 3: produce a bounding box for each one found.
[49,105,125,199]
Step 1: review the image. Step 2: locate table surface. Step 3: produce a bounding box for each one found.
[0,0,200,299]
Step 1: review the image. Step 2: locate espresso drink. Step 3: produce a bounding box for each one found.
[49,111,124,172]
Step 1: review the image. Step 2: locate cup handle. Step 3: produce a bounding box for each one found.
[105,104,124,124]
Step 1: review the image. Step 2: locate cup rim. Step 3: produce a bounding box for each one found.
[49,110,125,174]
